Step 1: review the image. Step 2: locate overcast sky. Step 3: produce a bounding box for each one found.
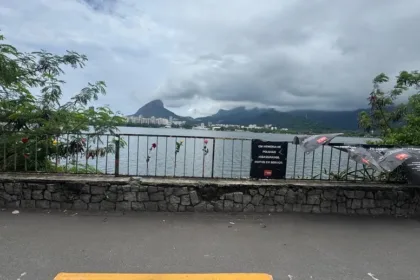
[1,0,420,117]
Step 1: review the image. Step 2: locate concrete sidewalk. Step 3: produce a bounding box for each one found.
[0,210,419,280]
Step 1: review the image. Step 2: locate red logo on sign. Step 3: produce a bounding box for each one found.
[264,170,272,177]
[395,153,409,161]
[317,136,328,144]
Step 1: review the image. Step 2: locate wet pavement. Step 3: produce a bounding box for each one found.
[0,210,419,280]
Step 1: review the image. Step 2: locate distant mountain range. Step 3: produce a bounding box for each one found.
[131,99,365,131]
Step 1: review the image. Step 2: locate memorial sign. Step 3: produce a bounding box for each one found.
[250,140,288,179]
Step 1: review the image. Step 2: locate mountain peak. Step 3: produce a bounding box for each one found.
[147,99,164,107]
[132,99,179,118]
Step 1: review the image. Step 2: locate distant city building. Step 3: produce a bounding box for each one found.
[126,115,185,126]
[172,120,186,126]
[126,116,276,129]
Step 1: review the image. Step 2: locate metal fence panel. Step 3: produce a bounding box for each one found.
[0,132,409,182]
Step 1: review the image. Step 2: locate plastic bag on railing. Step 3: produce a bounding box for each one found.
[368,149,384,161]
[347,147,383,172]
[377,148,420,172]
[299,133,344,153]
[292,135,308,145]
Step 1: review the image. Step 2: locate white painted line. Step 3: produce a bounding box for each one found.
[17,272,26,280]
[368,272,379,280]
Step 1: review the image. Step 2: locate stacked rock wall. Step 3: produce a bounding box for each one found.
[0,175,419,216]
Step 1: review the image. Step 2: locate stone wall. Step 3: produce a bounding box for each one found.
[1,174,420,216]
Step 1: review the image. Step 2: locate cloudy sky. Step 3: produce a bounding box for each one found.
[1,0,420,117]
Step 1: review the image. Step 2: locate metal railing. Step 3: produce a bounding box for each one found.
[0,132,406,182]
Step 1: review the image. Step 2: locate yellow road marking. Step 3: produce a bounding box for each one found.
[55,273,273,280]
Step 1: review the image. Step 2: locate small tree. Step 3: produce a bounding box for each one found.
[359,70,420,145]
[0,33,125,172]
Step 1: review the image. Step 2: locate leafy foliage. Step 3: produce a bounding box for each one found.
[359,70,420,145]
[322,166,406,182]
[0,33,125,172]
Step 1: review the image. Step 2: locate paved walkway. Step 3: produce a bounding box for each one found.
[0,210,419,280]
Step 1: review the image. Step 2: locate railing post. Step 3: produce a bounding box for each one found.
[114,135,120,176]
[211,138,216,178]
[2,132,6,171]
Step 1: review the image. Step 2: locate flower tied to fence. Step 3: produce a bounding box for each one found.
[20,137,31,167]
[21,137,29,159]
[202,139,209,156]
[174,140,184,175]
[202,139,209,177]
[86,148,107,160]
[175,140,184,154]
[146,143,157,163]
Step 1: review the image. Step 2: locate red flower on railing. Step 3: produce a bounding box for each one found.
[146,142,157,175]
[21,137,29,144]
[86,151,95,160]
[202,139,209,177]
[202,139,209,156]
[23,153,29,159]
[146,143,157,163]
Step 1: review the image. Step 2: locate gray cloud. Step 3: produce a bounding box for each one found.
[1,0,420,116]
[156,0,420,111]
[80,0,117,13]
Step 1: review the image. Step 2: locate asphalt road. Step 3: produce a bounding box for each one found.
[0,210,419,280]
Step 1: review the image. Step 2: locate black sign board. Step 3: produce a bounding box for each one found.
[403,157,420,185]
[250,140,288,179]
